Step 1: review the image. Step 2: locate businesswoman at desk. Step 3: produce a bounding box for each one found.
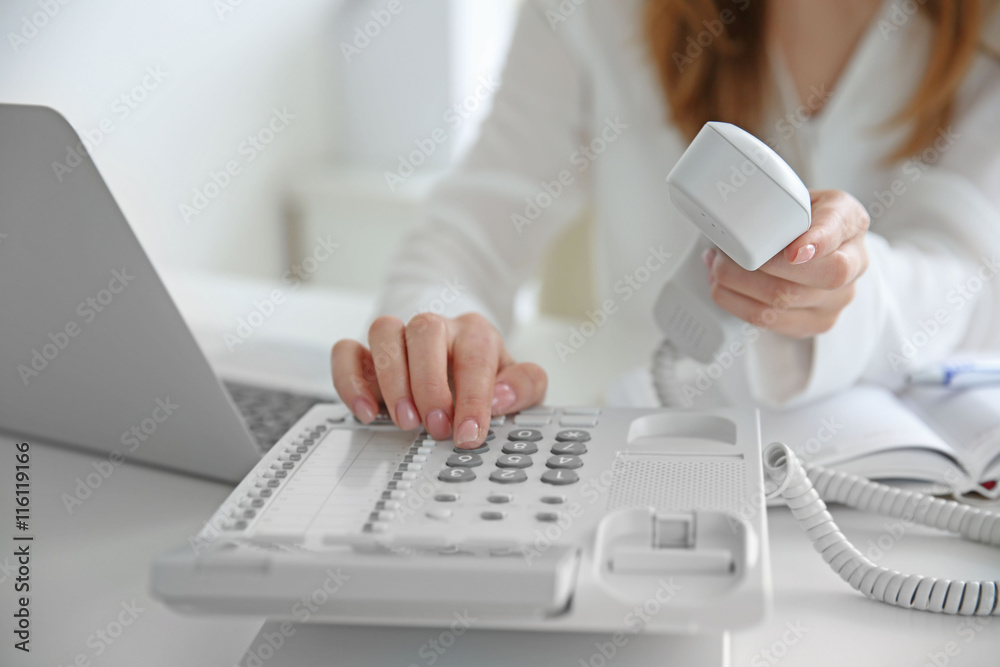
[331,0,1000,450]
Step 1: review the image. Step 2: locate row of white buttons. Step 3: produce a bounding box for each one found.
[513,414,599,427]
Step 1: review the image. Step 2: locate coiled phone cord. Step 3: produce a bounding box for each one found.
[763,442,1000,615]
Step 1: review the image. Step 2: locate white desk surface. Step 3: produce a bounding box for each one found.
[2,270,998,667]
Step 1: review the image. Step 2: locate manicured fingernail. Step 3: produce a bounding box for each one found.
[702,248,716,268]
[455,418,480,448]
[395,398,420,430]
[791,244,816,264]
[491,382,516,415]
[426,408,451,440]
[352,397,376,424]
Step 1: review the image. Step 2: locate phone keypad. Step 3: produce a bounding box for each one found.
[541,469,579,485]
[546,455,583,469]
[502,441,538,454]
[489,469,527,484]
[446,453,483,467]
[364,407,600,533]
[551,442,587,456]
[496,454,533,469]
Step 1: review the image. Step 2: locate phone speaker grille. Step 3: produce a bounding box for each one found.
[606,457,747,513]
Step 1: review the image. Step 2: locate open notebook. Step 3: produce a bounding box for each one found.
[760,384,1000,500]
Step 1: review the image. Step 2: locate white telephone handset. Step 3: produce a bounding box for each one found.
[653,122,811,365]
[654,123,1000,616]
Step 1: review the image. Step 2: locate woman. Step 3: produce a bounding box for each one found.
[331,0,1000,449]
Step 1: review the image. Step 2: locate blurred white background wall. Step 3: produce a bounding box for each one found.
[0,0,519,287]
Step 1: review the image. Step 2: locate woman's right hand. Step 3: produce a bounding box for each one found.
[331,312,548,449]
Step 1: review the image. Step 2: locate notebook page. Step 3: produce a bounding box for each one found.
[759,385,962,482]
[902,385,1000,487]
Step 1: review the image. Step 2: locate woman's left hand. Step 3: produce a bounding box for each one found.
[704,189,871,338]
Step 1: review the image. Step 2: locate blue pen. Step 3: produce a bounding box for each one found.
[907,360,1000,387]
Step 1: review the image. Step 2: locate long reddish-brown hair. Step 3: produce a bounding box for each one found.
[645,0,993,162]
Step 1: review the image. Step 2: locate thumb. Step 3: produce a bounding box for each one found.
[491,361,548,416]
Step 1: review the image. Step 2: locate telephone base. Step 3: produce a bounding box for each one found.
[239,621,729,667]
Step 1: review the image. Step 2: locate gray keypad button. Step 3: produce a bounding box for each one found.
[453,444,489,455]
[551,441,588,456]
[427,509,452,520]
[439,467,476,483]
[434,493,459,502]
[480,511,506,521]
[485,429,496,441]
[446,453,483,468]
[536,512,561,522]
[563,407,601,415]
[502,441,538,455]
[547,455,583,469]
[540,495,565,504]
[541,469,579,485]
[496,454,533,469]
[487,494,512,504]
[489,469,527,484]
[507,428,543,442]
[555,429,591,442]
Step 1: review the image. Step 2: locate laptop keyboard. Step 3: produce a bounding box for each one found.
[223,381,328,451]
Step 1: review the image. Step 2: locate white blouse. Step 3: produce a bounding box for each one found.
[374,0,1000,408]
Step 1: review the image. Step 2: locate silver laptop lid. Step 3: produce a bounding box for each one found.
[0,104,261,482]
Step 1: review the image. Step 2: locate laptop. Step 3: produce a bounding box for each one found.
[0,103,330,482]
